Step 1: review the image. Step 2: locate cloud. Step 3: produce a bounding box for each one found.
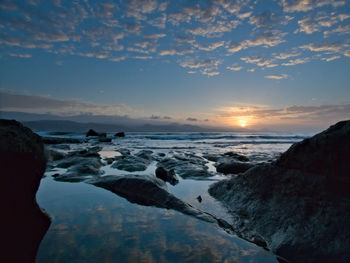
[9,53,32,58]
[217,103,350,125]
[196,41,225,51]
[282,57,310,66]
[186,117,198,122]
[281,0,346,13]
[300,42,343,52]
[275,52,301,59]
[321,55,340,61]
[264,74,289,79]
[227,65,242,71]
[249,11,292,29]
[187,20,240,37]
[0,91,133,116]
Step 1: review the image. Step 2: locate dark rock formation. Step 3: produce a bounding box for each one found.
[158,153,213,179]
[53,146,104,182]
[155,167,179,185]
[0,119,50,263]
[86,129,99,137]
[215,156,253,174]
[111,150,153,172]
[223,152,249,162]
[114,132,125,137]
[42,136,83,144]
[89,175,236,234]
[209,120,350,263]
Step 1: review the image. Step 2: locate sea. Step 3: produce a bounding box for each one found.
[36,131,309,263]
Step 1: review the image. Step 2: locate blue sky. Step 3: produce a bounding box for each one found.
[1,0,350,131]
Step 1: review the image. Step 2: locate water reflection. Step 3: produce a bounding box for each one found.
[36,177,278,263]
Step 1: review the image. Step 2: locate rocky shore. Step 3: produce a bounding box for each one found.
[209,120,350,263]
[0,120,51,263]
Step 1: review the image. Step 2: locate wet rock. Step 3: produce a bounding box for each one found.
[114,132,125,137]
[209,120,350,263]
[202,153,221,162]
[215,156,253,174]
[135,150,153,160]
[53,146,103,182]
[47,149,66,161]
[90,175,219,224]
[196,195,202,203]
[42,136,83,144]
[104,157,115,165]
[111,155,149,172]
[111,150,153,172]
[158,154,212,179]
[86,129,99,137]
[155,167,179,185]
[0,119,51,263]
[223,152,249,162]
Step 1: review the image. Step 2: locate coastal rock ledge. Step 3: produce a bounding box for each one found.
[0,119,50,263]
[209,120,350,263]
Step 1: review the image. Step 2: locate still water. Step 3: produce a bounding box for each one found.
[36,132,307,262]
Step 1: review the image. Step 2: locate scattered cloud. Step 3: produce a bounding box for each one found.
[186,117,198,122]
[227,64,242,71]
[282,57,310,66]
[281,0,346,13]
[265,74,289,79]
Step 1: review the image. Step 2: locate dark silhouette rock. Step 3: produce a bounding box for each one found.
[155,167,179,185]
[42,136,83,144]
[215,156,253,174]
[86,129,99,137]
[196,195,202,203]
[158,153,213,179]
[114,132,125,137]
[209,120,350,263]
[0,119,50,263]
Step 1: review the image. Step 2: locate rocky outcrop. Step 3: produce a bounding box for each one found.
[86,129,99,137]
[90,175,236,234]
[209,120,350,263]
[114,132,125,137]
[53,146,104,182]
[155,166,179,185]
[158,153,213,179]
[0,119,50,263]
[214,156,253,174]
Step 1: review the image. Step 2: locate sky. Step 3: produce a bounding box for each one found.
[0,0,350,131]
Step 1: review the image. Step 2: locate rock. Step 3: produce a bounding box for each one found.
[86,129,99,137]
[196,195,202,203]
[155,167,179,185]
[104,157,115,165]
[223,152,249,162]
[209,120,350,263]
[215,156,253,174]
[53,146,104,182]
[89,175,235,231]
[114,132,125,137]
[158,154,213,179]
[202,153,221,162]
[0,119,51,263]
[111,150,154,172]
[111,156,149,172]
[42,136,83,144]
[47,149,66,161]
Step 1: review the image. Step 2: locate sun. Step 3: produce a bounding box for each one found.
[240,123,246,128]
